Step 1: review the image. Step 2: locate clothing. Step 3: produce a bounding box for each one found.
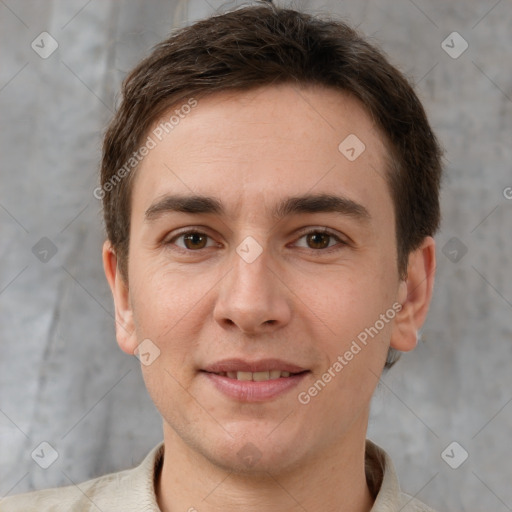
[1,440,437,511]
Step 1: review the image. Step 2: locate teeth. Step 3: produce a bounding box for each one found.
[216,370,297,381]
[253,371,270,381]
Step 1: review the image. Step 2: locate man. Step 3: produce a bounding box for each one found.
[2,2,441,511]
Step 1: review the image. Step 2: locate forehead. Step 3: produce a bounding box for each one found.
[132,84,392,223]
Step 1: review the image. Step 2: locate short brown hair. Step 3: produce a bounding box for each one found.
[100,3,442,367]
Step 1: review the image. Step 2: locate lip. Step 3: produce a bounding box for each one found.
[202,371,309,402]
[200,358,310,403]
[202,358,307,374]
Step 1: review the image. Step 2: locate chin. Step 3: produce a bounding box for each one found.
[199,427,310,476]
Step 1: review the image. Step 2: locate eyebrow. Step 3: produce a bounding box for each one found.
[144,193,371,223]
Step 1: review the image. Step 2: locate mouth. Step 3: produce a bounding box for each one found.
[204,369,305,381]
[200,359,310,402]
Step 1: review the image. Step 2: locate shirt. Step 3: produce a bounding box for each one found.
[0,440,437,511]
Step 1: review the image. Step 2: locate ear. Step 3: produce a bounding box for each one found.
[102,240,138,355]
[390,236,436,352]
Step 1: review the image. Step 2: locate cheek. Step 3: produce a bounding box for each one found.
[312,268,397,373]
[129,256,196,333]
[128,261,217,375]
[315,270,391,331]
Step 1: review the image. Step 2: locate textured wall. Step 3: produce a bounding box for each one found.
[0,1,511,511]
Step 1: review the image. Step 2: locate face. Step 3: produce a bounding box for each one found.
[107,84,416,474]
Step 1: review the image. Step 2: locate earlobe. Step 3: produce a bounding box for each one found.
[102,240,138,355]
[390,237,436,353]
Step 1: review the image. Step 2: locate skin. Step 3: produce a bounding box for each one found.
[103,83,436,512]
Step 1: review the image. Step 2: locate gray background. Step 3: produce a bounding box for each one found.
[0,0,511,510]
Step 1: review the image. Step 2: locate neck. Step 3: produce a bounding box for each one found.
[156,421,375,512]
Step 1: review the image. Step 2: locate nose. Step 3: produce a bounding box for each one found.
[213,243,292,335]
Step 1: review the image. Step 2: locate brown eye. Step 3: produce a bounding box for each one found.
[306,232,332,249]
[167,230,215,251]
[294,229,344,251]
[182,232,208,250]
